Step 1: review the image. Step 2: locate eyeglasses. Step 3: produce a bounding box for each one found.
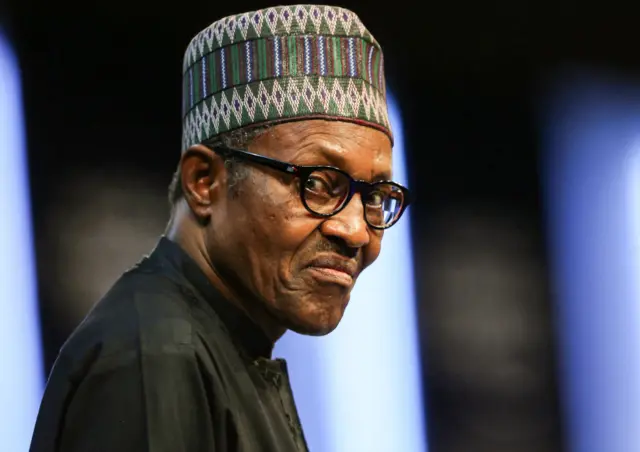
[205,145,413,230]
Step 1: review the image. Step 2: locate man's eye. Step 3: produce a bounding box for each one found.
[304,176,331,194]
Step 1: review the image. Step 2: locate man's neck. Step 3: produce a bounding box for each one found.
[165,207,287,344]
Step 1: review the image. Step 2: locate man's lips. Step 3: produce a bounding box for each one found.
[306,255,358,287]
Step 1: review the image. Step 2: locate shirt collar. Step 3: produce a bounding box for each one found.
[150,236,274,359]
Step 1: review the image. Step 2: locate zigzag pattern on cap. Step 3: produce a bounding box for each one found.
[181,5,391,149]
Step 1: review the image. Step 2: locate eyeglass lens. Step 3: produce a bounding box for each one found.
[302,168,404,227]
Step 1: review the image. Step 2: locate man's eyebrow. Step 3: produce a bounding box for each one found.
[301,144,392,181]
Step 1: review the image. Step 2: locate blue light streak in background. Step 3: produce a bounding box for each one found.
[275,92,427,452]
[543,73,640,452]
[0,31,44,450]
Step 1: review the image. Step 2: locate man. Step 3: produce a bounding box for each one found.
[30,5,411,451]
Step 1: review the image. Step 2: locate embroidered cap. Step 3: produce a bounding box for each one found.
[181,5,391,150]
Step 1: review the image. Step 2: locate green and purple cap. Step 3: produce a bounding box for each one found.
[181,4,392,150]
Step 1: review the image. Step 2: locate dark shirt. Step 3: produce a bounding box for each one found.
[30,237,309,452]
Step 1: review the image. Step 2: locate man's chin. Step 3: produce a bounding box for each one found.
[284,309,345,336]
[289,322,338,337]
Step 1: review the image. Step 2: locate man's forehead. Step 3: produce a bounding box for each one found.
[257,120,390,151]
[254,120,393,180]
[261,120,390,149]
[311,143,393,181]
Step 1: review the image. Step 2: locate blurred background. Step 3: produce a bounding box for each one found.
[3,1,640,451]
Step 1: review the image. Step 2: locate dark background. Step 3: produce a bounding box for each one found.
[5,1,640,451]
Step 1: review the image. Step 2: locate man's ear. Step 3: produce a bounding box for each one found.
[179,145,226,221]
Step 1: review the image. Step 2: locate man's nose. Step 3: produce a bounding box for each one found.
[319,194,370,249]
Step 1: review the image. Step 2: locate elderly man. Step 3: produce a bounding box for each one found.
[30,5,411,452]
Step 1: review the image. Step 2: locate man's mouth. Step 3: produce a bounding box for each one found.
[306,255,358,287]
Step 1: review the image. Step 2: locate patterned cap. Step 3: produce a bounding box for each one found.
[181,5,391,150]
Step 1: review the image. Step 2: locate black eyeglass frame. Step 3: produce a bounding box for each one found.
[204,145,413,230]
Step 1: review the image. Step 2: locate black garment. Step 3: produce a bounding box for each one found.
[30,237,309,452]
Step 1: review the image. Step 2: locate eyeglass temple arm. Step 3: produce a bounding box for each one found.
[207,145,298,175]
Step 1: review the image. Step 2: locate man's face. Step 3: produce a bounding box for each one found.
[208,120,393,336]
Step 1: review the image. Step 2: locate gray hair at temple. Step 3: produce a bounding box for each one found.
[168,125,270,208]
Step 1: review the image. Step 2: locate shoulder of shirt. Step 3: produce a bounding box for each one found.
[56,258,217,372]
